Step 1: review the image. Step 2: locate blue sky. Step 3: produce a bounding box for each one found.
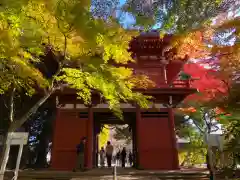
[117,0,161,29]
[119,0,126,5]
[117,1,240,30]
[117,0,136,28]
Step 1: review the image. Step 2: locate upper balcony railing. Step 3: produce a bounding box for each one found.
[170,79,192,88]
[154,79,193,89]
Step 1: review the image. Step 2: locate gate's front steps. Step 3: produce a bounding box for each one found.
[4,168,210,180]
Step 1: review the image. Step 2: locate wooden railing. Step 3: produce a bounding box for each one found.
[156,80,192,88]
[170,79,192,88]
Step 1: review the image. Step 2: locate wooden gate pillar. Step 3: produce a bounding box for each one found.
[86,107,93,169]
[168,108,179,169]
[136,106,141,168]
[136,108,179,170]
[51,109,88,170]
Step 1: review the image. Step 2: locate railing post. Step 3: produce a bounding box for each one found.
[112,164,117,180]
[168,79,193,88]
[163,65,168,84]
[187,79,190,88]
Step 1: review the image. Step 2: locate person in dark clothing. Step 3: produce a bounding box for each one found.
[129,151,133,167]
[73,137,87,172]
[105,141,113,168]
[121,147,127,168]
[132,151,136,167]
[116,151,120,166]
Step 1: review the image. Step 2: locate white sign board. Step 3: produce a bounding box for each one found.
[204,134,224,151]
[6,132,29,145]
[0,132,29,180]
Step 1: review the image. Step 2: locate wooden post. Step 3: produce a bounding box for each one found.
[135,106,141,168]
[186,79,191,88]
[163,65,168,84]
[50,108,60,169]
[0,139,11,180]
[86,106,93,169]
[13,144,24,180]
[113,165,117,180]
[207,146,216,180]
[168,108,179,169]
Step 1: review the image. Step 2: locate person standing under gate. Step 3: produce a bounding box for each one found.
[129,151,133,167]
[121,147,127,168]
[74,137,87,172]
[99,147,105,167]
[116,150,121,166]
[105,141,114,168]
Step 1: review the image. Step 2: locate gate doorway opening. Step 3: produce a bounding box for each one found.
[93,112,137,168]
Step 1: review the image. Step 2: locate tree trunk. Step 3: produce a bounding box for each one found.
[0,133,10,180]
[0,132,7,166]
[0,135,7,167]
[9,92,53,132]
[34,102,55,168]
[0,92,53,180]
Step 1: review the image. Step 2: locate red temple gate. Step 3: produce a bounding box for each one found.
[136,109,178,169]
[51,32,196,170]
[51,110,88,170]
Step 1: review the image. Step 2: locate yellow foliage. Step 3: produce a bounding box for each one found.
[10,56,48,87]
[178,151,187,165]
[172,31,210,59]
[178,150,206,166]
[99,126,109,149]
[0,0,151,120]
[128,75,156,89]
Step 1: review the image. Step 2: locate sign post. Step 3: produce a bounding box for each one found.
[0,140,11,180]
[0,132,28,180]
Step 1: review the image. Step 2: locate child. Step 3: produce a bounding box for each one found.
[100,147,105,167]
[121,147,127,168]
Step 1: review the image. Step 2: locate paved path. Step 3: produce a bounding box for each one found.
[4,168,210,180]
[11,167,209,175]
[71,176,163,180]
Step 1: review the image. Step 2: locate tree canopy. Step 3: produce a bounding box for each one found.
[0,0,155,134]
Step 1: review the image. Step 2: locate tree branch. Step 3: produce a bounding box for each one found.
[185,116,205,134]
[192,119,205,134]
[8,88,56,132]
[50,33,68,89]
[9,86,15,122]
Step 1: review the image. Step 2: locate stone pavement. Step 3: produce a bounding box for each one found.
[71,175,164,180]
[4,168,209,180]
